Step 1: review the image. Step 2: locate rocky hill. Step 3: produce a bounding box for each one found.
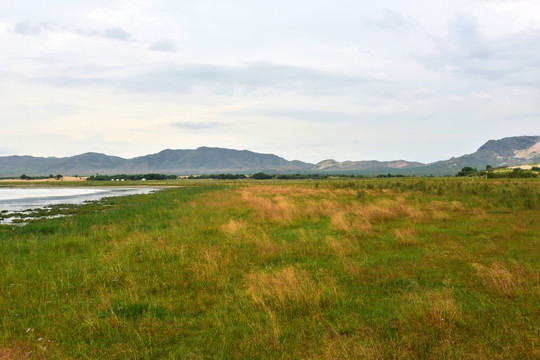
[309,136,540,175]
[418,136,540,175]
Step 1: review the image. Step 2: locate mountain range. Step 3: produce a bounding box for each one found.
[1,136,539,177]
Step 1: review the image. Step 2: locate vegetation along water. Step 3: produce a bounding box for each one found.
[0,177,538,359]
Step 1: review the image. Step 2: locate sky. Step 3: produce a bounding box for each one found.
[1,0,539,164]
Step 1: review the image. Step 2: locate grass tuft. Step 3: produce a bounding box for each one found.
[246,266,340,314]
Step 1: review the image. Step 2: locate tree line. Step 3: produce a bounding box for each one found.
[19,174,63,180]
[456,166,539,178]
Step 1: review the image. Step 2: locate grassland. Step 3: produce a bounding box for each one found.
[0,178,538,359]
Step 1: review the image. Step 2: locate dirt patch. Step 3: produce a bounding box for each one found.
[0,342,32,359]
[0,177,87,183]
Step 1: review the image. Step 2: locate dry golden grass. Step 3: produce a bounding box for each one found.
[309,333,384,360]
[331,199,425,234]
[238,185,428,237]
[220,219,247,235]
[250,234,283,258]
[239,186,334,223]
[245,266,339,312]
[425,200,467,221]
[472,261,535,298]
[254,195,296,222]
[427,200,465,212]
[471,207,487,220]
[366,199,425,222]
[325,236,353,255]
[191,246,235,281]
[400,288,462,331]
[394,227,421,247]
[330,211,353,232]
[325,237,368,279]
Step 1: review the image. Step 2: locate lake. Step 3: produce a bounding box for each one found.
[0,187,157,224]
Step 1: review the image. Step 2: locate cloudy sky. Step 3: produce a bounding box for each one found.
[1,0,539,163]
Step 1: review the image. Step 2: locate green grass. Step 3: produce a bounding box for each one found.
[0,178,538,359]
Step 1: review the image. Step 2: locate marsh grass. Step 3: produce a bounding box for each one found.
[0,178,538,358]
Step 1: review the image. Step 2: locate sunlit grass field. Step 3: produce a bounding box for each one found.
[0,178,538,359]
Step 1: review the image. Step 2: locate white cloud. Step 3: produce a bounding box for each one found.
[149,40,177,52]
[12,22,47,35]
[35,62,385,97]
[364,9,414,30]
[418,13,540,86]
[171,122,225,130]
[103,27,131,41]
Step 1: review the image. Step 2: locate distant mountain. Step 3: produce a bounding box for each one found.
[416,136,540,175]
[126,147,312,173]
[0,136,538,177]
[0,147,312,177]
[312,159,424,173]
[307,136,540,175]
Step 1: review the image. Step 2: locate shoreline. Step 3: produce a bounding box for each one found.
[0,186,158,224]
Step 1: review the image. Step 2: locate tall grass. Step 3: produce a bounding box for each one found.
[0,179,538,358]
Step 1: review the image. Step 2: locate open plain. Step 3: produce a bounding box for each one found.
[0,178,538,359]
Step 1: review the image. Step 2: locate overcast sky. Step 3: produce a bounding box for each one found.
[1,0,539,163]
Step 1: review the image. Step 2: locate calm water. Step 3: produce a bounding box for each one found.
[0,187,156,213]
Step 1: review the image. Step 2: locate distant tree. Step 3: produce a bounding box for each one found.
[49,174,54,178]
[456,166,477,177]
[20,174,29,180]
[55,174,63,180]
[484,165,493,178]
[252,172,273,180]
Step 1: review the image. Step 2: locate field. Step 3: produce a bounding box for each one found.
[0,178,538,359]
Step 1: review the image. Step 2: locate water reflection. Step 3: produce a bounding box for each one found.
[0,187,157,224]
